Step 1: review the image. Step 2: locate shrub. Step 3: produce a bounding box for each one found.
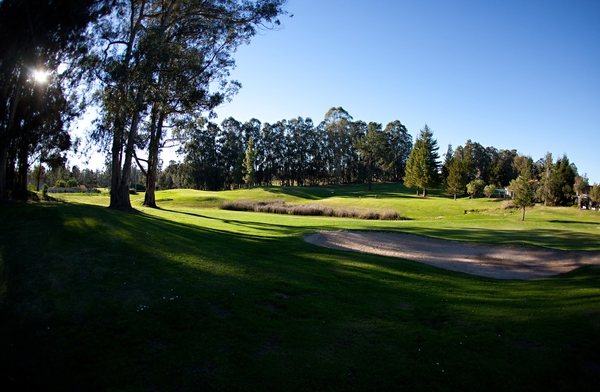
[484,184,496,198]
[66,179,78,188]
[55,179,67,188]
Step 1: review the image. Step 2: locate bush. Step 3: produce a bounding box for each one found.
[66,179,78,188]
[55,179,67,188]
[42,184,49,200]
[484,184,496,198]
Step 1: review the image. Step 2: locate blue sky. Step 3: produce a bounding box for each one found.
[208,0,600,183]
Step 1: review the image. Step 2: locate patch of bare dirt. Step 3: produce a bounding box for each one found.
[305,231,600,279]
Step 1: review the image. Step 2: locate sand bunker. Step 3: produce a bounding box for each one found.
[305,231,600,279]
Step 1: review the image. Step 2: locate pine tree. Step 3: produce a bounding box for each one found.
[444,152,467,200]
[509,154,536,221]
[243,137,257,189]
[403,124,440,197]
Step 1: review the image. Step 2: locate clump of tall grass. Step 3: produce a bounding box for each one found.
[220,199,406,220]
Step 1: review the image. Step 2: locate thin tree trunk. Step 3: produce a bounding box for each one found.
[521,207,526,221]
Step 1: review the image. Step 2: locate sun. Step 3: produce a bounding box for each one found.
[32,70,49,83]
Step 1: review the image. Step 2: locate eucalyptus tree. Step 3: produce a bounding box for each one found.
[180,120,223,190]
[403,124,440,197]
[323,107,353,185]
[271,119,289,184]
[92,0,286,209]
[310,122,329,185]
[6,72,75,196]
[461,139,489,183]
[286,117,313,186]
[256,122,276,185]
[219,117,244,188]
[383,120,412,181]
[0,0,108,199]
[355,122,389,190]
[488,148,518,187]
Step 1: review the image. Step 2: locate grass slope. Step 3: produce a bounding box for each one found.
[1,184,599,391]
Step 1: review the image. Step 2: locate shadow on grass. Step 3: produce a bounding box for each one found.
[549,220,600,226]
[1,202,600,391]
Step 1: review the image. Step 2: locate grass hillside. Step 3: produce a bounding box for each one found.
[1,184,599,391]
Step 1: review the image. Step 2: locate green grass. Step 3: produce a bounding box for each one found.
[2,184,600,391]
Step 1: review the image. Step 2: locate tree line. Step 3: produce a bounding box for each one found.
[158,107,412,191]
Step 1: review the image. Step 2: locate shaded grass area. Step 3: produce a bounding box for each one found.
[1,198,600,391]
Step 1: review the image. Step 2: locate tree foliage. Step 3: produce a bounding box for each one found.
[403,124,440,197]
[466,179,485,199]
[483,184,496,198]
[355,122,389,191]
[509,155,536,221]
[0,0,108,199]
[444,153,467,200]
[89,0,286,209]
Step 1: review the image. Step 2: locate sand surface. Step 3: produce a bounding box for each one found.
[305,230,600,279]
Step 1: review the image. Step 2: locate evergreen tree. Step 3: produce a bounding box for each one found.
[243,137,257,188]
[510,155,535,221]
[403,124,440,197]
[445,154,466,200]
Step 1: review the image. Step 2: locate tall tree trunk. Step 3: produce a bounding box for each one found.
[109,89,144,211]
[143,110,164,208]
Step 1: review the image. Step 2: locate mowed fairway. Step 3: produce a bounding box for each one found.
[1,184,600,391]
